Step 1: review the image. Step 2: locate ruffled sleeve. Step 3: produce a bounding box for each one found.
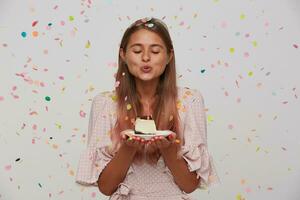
[75,93,114,186]
[180,89,220,190]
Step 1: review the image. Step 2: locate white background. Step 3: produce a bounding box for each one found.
[0,0,300,199]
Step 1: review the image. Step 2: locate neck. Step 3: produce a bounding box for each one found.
[135,78,159,102]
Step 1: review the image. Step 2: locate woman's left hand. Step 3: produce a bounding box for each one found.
[146,132,178,152]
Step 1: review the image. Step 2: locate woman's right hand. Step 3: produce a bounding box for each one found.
[120,129,146,151]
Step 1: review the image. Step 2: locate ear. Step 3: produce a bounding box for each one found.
[167,49,174,64]
[119,48,126,62]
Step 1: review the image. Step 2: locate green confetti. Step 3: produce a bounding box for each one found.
[45,96,51,101]
[69,16,74,21]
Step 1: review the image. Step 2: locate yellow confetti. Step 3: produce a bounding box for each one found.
[248,71,253,77]
[236,193,245,200]
[252,41,258,47]
[176,100,182,109]
[111,95,117,102]
[256,146,260,152]
[207,115,214,122]
[69,16,74,21]
[240,13,246,20]
[85,40,91,48]
[55,123,62,129]
[126,104,132,110]
[229,48,235,54]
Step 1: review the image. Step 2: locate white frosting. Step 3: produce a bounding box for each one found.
[134,118,157,134]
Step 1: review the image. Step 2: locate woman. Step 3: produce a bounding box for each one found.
[76,17,220,199]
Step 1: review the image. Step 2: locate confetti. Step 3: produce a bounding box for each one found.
[91,192,96,198]
[45,96,51,101]
[69,16,74,21]
[79,110,86,118]
[38,183,42,188]
[85,40,91,48]
[229,48,235,54]
[244,52,249,58]
[115,81,120,87]
[0,96,4,101]
[236,193,245,200]
[32,20,38,27]
[15,158,21,162]
[4,165,12,171]
[126,104,132,110]
[200,69,206,73]
[293,44,298,49]
[240,13,246,20]
[32,31,38,37]
[21,32,27,38]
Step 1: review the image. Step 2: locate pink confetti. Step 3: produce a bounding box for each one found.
[91,192,96,198]
[79,110,86,118]
[0,96,4,101]
[32,139,35,144]
[32,124,37,130]
[228,124,234,129]
[245,187,252,193]
[58,76,64,80]
[293,44,298,49]
[115,81,120,87]
[244,52,249,58]
[12,86,17,91]
[53,5,58,10]
[60,21,65,26]
[5,165,12,171]
[32,20,38,27]
[221,21,227,28]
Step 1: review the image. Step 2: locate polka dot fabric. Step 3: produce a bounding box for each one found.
[75,87,220,199]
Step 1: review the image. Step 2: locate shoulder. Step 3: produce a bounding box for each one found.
[91,90,117,108]
[177,87,204,105]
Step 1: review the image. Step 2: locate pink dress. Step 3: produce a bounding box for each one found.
[76,87,220,199]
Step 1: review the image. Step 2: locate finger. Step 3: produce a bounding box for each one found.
[167,132,177,142]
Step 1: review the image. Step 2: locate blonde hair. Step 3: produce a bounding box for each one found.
[111,17,182,165]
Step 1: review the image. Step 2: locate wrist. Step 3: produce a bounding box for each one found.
[120,143,137,157]
[160,143,177,157]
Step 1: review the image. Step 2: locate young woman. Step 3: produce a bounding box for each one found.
[76,17,220,199]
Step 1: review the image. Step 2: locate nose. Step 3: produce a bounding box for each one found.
[142,51,150,62]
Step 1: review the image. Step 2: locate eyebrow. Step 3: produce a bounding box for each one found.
[129,43,164,49]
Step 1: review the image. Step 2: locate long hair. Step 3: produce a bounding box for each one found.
[110,17,182,165]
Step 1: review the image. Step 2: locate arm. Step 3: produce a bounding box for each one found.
[160,143,200,193]
[97,144,136,195]
[97,135,145,196]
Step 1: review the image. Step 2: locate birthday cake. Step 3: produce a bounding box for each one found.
[134,117,157,135]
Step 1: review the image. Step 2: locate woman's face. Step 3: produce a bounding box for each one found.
[120,29,173,83]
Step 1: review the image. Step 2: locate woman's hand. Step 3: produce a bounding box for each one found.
[146,132,178,153]
[120,129,146,151]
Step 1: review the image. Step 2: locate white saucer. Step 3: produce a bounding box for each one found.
[124,129,172,140]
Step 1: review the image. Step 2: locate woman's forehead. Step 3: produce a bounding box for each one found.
[128,29,165,47]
